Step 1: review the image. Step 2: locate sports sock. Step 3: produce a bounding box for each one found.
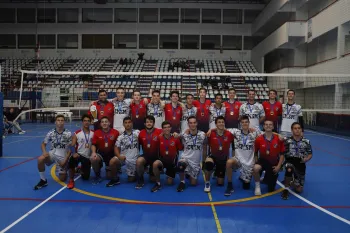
[39,172,46,181]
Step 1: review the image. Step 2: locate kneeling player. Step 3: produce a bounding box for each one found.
[34,115,72,190]
[151,121,183,192]
[67,114,94,189]
[253,120,285,195]
[204,116,234,192]
[281,122,312,200]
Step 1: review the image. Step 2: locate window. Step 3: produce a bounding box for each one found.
[244,36,264,50]
[181,9,200,23]
[201,35,220,50]
[37,8,56,23]
[159,35,178,49]
[180,35,199,49]
[160,8,179,23]
[139,8,158,23]
[114,34,137,49]
[115,8,138,23]
[57,34,78,49]
[202,9,221,24]
[244,10,261,24]
[82,8,113,23]
[18,34,36,49]
[222,36,242,50]
[223,9,242,24]
[82,34,112,49]
[0,8,16,23]
[58,8,79,23]
[37,35,56,49]
[17,8,36,23]
[139,34,158,49]
[345,35,350,55]
[0,35,16,49]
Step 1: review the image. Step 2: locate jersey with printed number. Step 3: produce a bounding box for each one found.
[111,99,132,130]
[180,131,207,166]
[75,129,94,158]
[116,130,140,162]
[147,103,164,129]
[281,103,302,132]
[209,105,226,129]
[44,128,72,160]
[181,106,197,133]
[284,137,312,160]
[239,102,265,128]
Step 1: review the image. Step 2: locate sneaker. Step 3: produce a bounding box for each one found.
[135,176,144,189]
[19,131,25,135]
[281,189,289,200]
[177,182,185,192]
[34,179,48,190]
[106,178,120,187]
[224,183,234,196]
[254,186,261,196]
[67,179,75,189]
[204,182,211,193]
[151,183,162,192]
[92,176,102,185]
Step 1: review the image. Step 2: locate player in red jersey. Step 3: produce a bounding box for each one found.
[89,90,114,130]
[135,115,163,189]
[224,88,242,129]
[90,116,120,186]
[204,116,234,192]
[150,121,184,192]
[253,120,285,195]
[193,88,211,133]
[262,90,282,133]
[164,90,183,133]
[130,90,149,130]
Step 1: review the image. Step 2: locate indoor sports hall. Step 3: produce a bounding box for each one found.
[0,0,350,233]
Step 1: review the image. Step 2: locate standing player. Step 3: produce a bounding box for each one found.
[89,89,114,130]
[239,90,265,128]
[281,122,312,200]
[34,115,72,190]
[130,90,148,130]
[67,114,94,189]
[181,94,197,134]
[151,121,184,192]
[110,87,132,133]
[253,120,285,195]
[90,116,120,186]
[176,116,207,192]
[164,91,183,133]
[204,116,234,192]
[147,90,165,129]
[281,90,304,136]
[224,88,242,129]
[135,115,163,189]
[193,88,211,134]
[262,90,282,133]
[209,93,226,129]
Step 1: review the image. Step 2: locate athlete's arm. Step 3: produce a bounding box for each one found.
[273,154,284,174]
[71,134,79,158]
[41,142,49,157]
[91,145,98,160]
[114,146,126,161]
[298,116,304,132]
[259,106,266,124]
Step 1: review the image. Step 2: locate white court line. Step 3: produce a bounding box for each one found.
[3,137,43,145]
[305,130,350,142]
[0,175,81,233]
[6,136,43,138]
[276,181,350,225]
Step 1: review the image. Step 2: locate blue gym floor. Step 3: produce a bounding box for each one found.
[1,123,349,233]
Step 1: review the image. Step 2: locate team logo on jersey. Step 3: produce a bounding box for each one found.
[110,136,114,140]
[235,105,239,109]
[274,144,278,148]
[276,107,279,111]
[170,141,175,146]
[153,136,158,141]
[224,136,228,141]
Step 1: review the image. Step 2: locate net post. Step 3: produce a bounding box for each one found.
[18,71,24,110]
[0,92,3,157]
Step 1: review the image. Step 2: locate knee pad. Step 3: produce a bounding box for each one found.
[205,161,214,171]
[285,164,294,177]
[177,161,187,172]
[243,181,251,190]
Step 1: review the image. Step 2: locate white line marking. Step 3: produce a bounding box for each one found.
[3,137,42,145]
[305,130,350,142]
[276,181,350,225]
[0,175,81,233]
[6,136,43,138]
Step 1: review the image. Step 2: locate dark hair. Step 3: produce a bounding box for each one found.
[116,87,125,91]
[100,116,110,122]
[162,121,171,128]
[240,115,250,122]
[199,87,207,93]
[123,116,132,123]
[215,93,223,99]
[248,89,255,94]
[55,114,65,120]
[264,119,274,125]
[291,122,301,129]
[187,116,197,122]
[81,114,91,121]
[287,89,295,95]
[269,89,277,95]
[186,94,194,98]
[215,116,225,124]
[144,115,155,123]
[170,90,180,99]
[228,88,236,92]
[98,89,107,95]
[152,90,160,95]
[132,90,141,95]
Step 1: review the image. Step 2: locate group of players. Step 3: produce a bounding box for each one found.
[33,87,313,200]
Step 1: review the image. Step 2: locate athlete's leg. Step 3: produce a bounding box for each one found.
[34,154,53,190]
[224,157,240,196]
[106,157,121,187]
[253,163,263,195]
[135,157,146,189]
[151,160,163,192]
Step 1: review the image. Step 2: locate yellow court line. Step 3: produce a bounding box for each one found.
[51,165,282,206]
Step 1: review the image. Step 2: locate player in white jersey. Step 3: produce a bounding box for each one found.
[67,114,94,189]
[110,87,132,133]
[209,93,226,129]
[181,94,197,133]
[281,89,304,136]
[34,115,72,190]
[239,90,265,128]
[147,90,165,129]
[112,116,140,184]
[176,116,207,192]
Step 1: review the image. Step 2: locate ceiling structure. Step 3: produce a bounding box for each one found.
[2,0,270,3]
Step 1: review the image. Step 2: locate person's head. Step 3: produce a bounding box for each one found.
[152,90,161,103]
[100,116,111,130]
[228,88,236,100]
[98,89,107,102]
[55,115,65,128]
[9,108,14,113]
[269,89,277,101]
[170,90,180,103]
[199,88,207,99]
[287,89,295,101]
[161,121,172,136]
[263,120,274,132]
[81,114,92,128]
[186,94,194,105]
[215,93,223,105]
[116,87,125,100]
[291,122,302,137]
[132,90,141,102]
[123,116,133,130]
[187,116,198,131]
[144,115,155,130]
[215,116,225,130]
[248,90,255,102]
[240,115,250,130]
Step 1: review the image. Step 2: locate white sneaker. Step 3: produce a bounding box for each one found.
[254,186,261,196]
[204,183,211,193]
[19,131,25,135]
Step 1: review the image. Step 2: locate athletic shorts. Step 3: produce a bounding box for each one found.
[207,156,227,178]
[68,154,92,179]
[96,151,114,169]
[285,160,306,187]
[142,156,157,176]
[45,151,68,174]
[178,158,200,180]
[116,157,137,177]
[158,160,177,179]
[232,157,253,183]
[257,159,279,192]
